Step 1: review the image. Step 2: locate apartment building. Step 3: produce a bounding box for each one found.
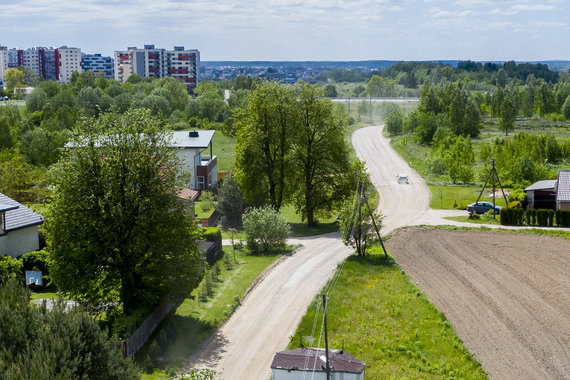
[114,45,199,91]
[82,53,114,79]
[0,46,81,85]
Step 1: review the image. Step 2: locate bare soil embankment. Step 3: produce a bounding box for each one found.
[387,227,570,380]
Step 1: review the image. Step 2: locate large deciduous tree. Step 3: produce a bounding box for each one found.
[234,81,296,209]
[291,83,351,227]
[46,109,204,316]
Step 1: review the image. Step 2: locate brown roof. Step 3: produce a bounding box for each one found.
[177,187,199,201]
[271,348,365,374]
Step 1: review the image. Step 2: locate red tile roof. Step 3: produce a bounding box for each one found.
[177,187,199,201]
[271,347,365,374]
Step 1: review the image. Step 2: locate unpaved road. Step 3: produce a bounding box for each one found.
[387,227,570,380]
[184,233,351,379]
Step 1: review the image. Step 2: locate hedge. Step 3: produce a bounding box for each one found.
[501,209,570,227]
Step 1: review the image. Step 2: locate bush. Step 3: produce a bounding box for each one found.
[199,192,215,213]
[468,213,481,220]
[500,208,508,225]
[548,210,555,227]
[242,206,290,254]
[0,256,23,283]
[21,249,50,277]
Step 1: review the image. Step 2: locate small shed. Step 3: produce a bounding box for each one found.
[524,180,557,210]
[271,347,365,380]
[556,170,570,210]
[177,187,199,216]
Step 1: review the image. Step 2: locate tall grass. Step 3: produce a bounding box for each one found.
[289,251,487,379]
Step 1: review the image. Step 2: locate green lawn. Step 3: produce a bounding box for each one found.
[428,185,509,210]
[279,204,339,237]
[445,215,501,225]
[29,285,58,301]
[139,245,289,379]
[289,250,487,379]
[211,132,236,172]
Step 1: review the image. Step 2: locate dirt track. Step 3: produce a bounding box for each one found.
[387,227,570,380]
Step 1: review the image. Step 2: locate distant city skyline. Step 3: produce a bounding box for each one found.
[1,0,568,61]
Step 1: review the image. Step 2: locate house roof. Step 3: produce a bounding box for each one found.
[557,170,570,202]
[66,130,215,150]
[169,130,215,149]
[525,180,557,192]
[0,193,43,231]
[271,348,365,374]
[177,187,199,201]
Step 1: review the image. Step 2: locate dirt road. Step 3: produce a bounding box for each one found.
[352,125,432,234]
[387,227,570,380]
[184,233,351,379]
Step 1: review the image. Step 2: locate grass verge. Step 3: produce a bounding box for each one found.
[422,224,570,240]
[288,249,487,379]
[139,245,291,379]
[445,216,501,225]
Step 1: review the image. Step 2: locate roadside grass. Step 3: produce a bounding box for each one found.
[139,245,290,379]
[445,215,501,225]
[289,249,487,379]
[279,204,339,237]
[424,224,570,240]
[428,185,509,210]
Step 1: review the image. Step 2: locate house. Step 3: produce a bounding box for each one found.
[556,170,570,210]
[0,192,43,258]
[170,130,217,190]
[525,170,570,210]
[67,130,218,191]
[271,347,365,380]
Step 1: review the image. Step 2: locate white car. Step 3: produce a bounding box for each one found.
[396,174,409,184]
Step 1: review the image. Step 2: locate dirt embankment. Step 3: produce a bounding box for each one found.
[387,227,570,380]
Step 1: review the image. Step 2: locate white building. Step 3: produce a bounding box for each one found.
[0,192,43,258]
[271,348,365,380]
[57,46,82,83]
[0,46,8,88]
[170,130,217,190]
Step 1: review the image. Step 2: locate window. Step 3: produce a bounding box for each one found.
[197,176,205,190]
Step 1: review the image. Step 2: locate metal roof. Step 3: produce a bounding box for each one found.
[0,193,43,231]
[169,130,215,148]
[525,180,557,192]
[557,170,570,202]
[271,348,365,374]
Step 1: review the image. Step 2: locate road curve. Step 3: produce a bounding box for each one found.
[352,125,432,234]
[183,233,351,379]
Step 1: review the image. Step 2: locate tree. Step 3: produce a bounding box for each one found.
[499,90,517,136]
[0,280,139,379]
[242,206,290,253]
[0,152,36,201]
[563,95,570,120]
[4,68,24,92]
[338,188,383,257]
[324,84,338,98]
[366,75,398,97]
[444,82,480,137]
[26,88,48,113]
[234,81,296,209]
[290,83,351,227]
[46,109,204,316]
[215,174,244,229]
[385,110,404,136]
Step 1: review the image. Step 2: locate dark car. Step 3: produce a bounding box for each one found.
[467,201,502,215]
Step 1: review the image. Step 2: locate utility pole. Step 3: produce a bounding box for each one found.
[323,294,331,380]
[475,158,509,219]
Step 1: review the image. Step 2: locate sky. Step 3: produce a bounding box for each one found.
[1,0,568,61]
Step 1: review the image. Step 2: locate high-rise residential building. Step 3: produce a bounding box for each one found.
[114,45,199,92]
[0,46,82,85]
[82,53,114,79]
[0,47,8,87]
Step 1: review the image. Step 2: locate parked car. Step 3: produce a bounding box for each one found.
[467,201,502,215]
[396,174,409,184]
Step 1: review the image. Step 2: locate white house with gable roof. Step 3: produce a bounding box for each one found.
[0,192,43,258]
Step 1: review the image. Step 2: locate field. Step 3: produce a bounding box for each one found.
[387,227,570,379]
[288,247,486,379]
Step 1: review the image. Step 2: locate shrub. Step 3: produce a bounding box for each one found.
[21,249,50,277]
[500,208,508,225]
[0,256,23,283]
[468,213,481,220]
[548,210,555,227]
[242,206,290,254]
[199,192,215,213]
